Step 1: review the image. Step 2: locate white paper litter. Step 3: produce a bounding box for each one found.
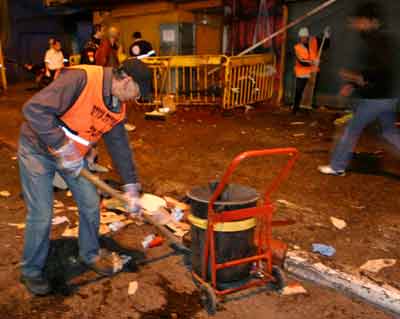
[360,259,397,274]
[0,190,11,198]
[53,200,64,208]
[140,193,167,213]
[281,283,308,296]
[330,217,347,230]
[128,281,138,296]
[52,216,70,225]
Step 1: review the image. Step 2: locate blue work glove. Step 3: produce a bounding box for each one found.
[53,140,84,178]
[123,183,142,216]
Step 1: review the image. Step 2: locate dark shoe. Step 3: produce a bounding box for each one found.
[83,249,118,277]
[20,275,52,296]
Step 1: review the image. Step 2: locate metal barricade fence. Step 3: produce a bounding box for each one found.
[141,55,226,107]
[222,54,276,110]
[138,53,276,110]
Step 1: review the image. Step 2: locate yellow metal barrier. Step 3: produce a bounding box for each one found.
[141,53,276,110]
[222,54,276,110]
[141,55,227,107]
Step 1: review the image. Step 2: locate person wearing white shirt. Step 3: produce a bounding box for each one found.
[44,40,64,80]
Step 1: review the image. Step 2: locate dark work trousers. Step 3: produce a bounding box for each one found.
[293,77,309,114]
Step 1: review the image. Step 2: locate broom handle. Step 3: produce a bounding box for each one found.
[80,168,189,252]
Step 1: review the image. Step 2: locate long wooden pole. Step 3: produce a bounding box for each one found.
[237,0,337,57]
[0,41,7,91]
[209,0,337,76]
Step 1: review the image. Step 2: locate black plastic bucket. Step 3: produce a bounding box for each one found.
[187,183,259,285]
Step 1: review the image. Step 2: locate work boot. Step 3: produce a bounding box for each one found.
[318,165,346,176]
[83,249,120,277]
[20,275,52,296]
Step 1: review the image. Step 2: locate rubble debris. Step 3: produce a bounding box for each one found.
[276,199,314,213]
[281,283,308,296]
[66,191,72,197]
[52,216,70,225]
[0,190,11,198]
[285,250,400,316]
[128,281,139,296]
[142,234,164,249]
[360,259,396,274]
[54,208,65,214]
[290,122,305,125]
[166,223,188,238]
[140,193,167,213]
[330,217,347,230]
[99,224,110,235]
[11,156,17,160]
[164,196,190,212]
[8,223,25,230]
[53,200,64,208]
[124,123,136,132]
[67,206,78,212]
[312,244,336,257]
[62,226,79,238]
[151,207,173,225]
[293,133,305,137]
[101,211,126,224]
[109,221,126,232]
[171,207,184,222]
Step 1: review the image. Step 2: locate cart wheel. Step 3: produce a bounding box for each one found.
[269,266,287,291]
[200,283,217,315]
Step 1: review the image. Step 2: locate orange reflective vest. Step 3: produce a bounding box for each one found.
[294,37,319,78]
[59,65,126,156]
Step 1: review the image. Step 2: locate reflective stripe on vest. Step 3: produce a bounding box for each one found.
[294,37,319,78]
[59,65,126,156]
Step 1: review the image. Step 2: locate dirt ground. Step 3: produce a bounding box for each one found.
[0,83,399,319]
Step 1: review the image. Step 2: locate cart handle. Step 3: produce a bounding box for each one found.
[208,148,299,214]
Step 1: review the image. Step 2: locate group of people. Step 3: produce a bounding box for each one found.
[81,25,155,67]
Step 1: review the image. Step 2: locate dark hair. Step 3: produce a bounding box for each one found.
[351,1,384,21]
[133,32,142,39]
[112,67,127,80]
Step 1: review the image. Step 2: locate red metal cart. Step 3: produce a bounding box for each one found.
[191,148,299,314]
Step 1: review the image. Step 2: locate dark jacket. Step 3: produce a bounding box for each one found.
[20,67,138,185]
[352,30,397,99]
[129,39,154,57]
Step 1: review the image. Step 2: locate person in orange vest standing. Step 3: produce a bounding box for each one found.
[292,26,330,114]
[18,58,151,295]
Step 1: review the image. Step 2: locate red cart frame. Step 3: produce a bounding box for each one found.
[192,148,299,311]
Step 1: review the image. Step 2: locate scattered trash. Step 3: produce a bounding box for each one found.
[312,244,336,257]
[99,224,110,235]
[11,156,17,160]
[290,122,305,126]
[53,200,64,208]
[88,162,109,173]
[360,259,396,274]
[140,193,167,213]
[128,281,139,296]
[66,191,72,197]
[8,223,25,230]
[293,133,305,137]
[54,208,65,214]
[124,123,136,132]
[67,206,78,212]
[171,207,184,222]
[330,217,347,230]
[166,223,188,238]
[62,226,79,238]
[276,199,314,213]
[0,190,11,198]
[293,245,301,250]
[101,211,126,224]
[142,234,164,249]
[109,221,126,232]
[151,207,173,225]
[164,196,190,212]
[334,113,353,126]
[52,216,70,225]
[281,283,308,296]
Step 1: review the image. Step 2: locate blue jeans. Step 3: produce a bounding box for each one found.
[331,99,400,171]
[18,136,100,278]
